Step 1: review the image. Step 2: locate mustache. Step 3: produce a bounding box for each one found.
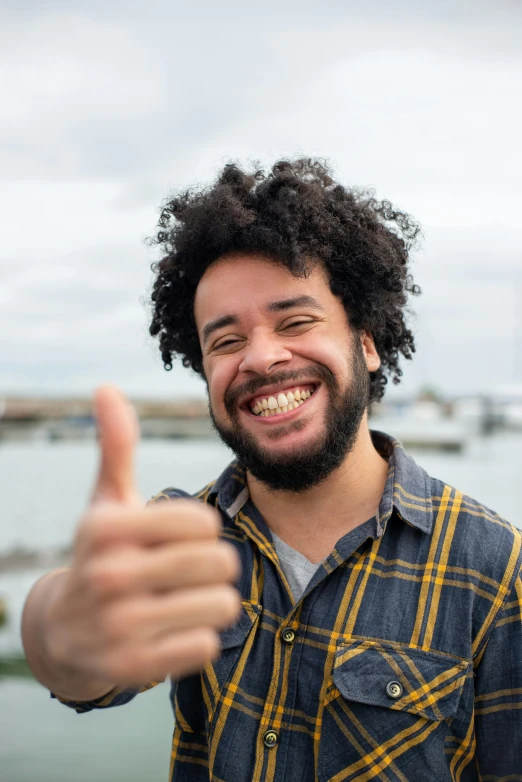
[223,365,337,417]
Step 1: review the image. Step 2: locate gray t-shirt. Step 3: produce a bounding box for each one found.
[271,531,321,601]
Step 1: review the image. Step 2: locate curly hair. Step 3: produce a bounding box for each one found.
[149,158,421,403]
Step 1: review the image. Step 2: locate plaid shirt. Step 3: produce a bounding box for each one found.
[57,432,522,781]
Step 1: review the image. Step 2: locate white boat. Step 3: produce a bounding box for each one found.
[371,401,469,452]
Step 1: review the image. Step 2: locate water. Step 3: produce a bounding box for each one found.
[1,433,521,781]
[0,438,234,553]
[1,678,173,782]
[0,438,233,782]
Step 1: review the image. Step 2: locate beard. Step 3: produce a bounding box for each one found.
[208,340,371,493]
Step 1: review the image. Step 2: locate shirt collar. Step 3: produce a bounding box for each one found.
[208,430,434,536]
[371,430,434,534]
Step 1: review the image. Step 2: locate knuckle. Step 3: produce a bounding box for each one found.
[83,559,133,597]
[189,629,220,663]
[178,500,221,535]
[81,562,106,596]
[107,564,133,593]
[82,562,113,597]
[216,586,242,623]
[202,629,221,660]
[216,543,241,580]
[197,543,240,583]
[199,544,226,575]
[168,630,220,677]
[200,504,221,531]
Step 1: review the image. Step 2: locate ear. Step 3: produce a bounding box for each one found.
[360,331,381,373]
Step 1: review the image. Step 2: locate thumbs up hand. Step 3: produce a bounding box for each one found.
[91,385,142,506]
[41,386,241,691]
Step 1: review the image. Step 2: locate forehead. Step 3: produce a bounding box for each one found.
[194,254,332,329]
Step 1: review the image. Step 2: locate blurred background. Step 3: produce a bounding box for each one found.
[1,1,521,780]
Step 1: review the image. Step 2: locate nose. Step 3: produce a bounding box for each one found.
[238,328,293,376]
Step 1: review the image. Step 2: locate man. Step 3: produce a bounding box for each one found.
[22,160,522,780]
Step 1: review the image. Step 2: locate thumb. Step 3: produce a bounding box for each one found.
[91,385,141,506]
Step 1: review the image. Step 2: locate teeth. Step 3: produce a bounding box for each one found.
[277,393,288,407]
[251,387,316,415]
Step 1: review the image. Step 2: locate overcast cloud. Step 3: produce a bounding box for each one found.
[1,0,521,400]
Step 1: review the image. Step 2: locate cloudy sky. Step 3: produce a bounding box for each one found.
[1,0,521,400]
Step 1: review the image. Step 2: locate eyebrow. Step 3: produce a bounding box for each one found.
[266,295,324,313]
[201,295,324,345]
[202,315,238,345]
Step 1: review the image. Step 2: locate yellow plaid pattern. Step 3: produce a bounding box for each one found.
[56,432,522,781]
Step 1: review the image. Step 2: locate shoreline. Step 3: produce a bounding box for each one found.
[0,548,71,574]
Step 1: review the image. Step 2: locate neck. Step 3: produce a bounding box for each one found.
[246,414,389,563]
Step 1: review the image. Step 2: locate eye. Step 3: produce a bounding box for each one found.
[213,337,241,351]
[283,319,314,330]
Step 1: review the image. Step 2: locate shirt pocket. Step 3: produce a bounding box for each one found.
[319,638,470,780]
[205,600,261,721]
[175,601,261,733]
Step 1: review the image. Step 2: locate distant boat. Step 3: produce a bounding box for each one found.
[372,401,469,452]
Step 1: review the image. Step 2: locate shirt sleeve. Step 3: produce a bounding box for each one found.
[50,680,163,714]
[474,561,522,775]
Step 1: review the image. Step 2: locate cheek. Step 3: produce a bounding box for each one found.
[205,359,237,412]
[298,334,348,376]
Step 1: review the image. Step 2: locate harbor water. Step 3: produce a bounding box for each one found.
[1,432,521,781]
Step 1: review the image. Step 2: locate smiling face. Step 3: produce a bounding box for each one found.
[194,254,380,492]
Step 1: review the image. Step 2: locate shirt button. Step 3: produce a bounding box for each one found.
[386,681,403,699]
[263,730,279,748]
[281,628,296,645]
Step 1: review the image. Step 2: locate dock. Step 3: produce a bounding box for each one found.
[0,396,214,441]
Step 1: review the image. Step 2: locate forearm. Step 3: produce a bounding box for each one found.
[21,568,115,702]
